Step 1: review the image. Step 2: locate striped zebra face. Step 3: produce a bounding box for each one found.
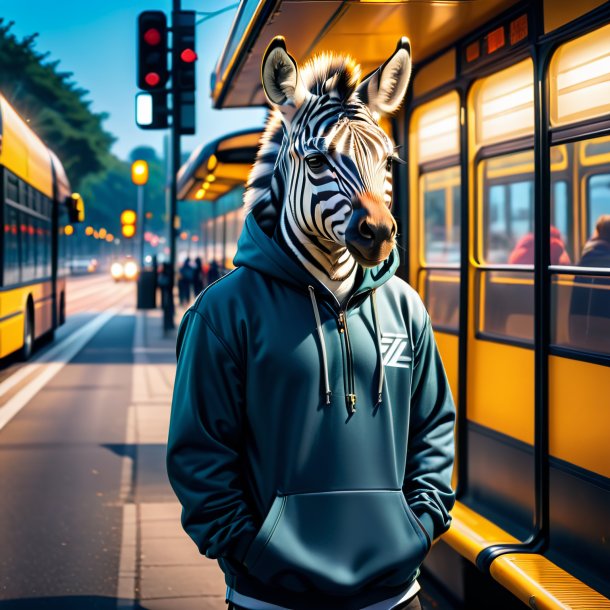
[261,37,412,269]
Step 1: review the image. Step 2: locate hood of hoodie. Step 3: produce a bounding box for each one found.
[233,209,399,297]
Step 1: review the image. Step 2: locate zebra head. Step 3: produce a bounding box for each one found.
[258,37,412,273]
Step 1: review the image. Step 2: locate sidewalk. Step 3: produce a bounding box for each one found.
[117,307,227,610]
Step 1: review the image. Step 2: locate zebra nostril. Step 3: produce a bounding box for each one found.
[358,217,375,241]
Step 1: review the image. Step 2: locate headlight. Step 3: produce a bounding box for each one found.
[124,261,138,279]
[111,262,124,279]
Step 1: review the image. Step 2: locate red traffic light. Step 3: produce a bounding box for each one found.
[180,48,197,63]
[144,28,162,46]
[145,72,161,87]
[137,11,168,91]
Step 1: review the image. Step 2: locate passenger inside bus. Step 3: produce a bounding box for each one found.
[569,215,610,351]
[507,226,571,265]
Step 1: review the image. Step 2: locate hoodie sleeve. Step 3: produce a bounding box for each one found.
[166,308,257,566]
[403,314,456,543]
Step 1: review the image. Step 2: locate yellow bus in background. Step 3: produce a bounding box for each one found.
[0,94,83,359]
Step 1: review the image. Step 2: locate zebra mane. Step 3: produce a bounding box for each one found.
[243,53,362,226]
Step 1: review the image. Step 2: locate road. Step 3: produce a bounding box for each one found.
[0,275,140,609]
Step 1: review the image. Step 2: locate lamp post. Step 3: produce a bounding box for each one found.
[131,160,149,266]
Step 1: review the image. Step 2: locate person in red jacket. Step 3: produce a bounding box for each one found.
[508,226,571,265]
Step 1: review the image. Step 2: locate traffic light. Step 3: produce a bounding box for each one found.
[172,10,196,91]
[135,90,169,130]
[137,11,169,91]
[131,160,149,185]
[121,209,137,239]
[172,10,197,135]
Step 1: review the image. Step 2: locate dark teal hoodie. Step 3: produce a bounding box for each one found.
[167,211,455,610]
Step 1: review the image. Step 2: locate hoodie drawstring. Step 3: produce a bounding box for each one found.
[308,286,332,405]
[371,289,385,405]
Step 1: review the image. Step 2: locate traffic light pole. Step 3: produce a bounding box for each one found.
[167,0,182,330]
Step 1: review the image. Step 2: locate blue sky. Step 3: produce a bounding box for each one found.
[4,0,265,160]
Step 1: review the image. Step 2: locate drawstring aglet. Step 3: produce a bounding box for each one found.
[346,393,357,415]
[325,391,332,405]
[376,393,383,405]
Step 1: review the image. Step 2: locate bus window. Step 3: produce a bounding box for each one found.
[588,174,610,239]
[4,206,20,285]
[552,181,571,260]
[550,135,610,355]
[480,151,534,264]
[421,167,460,264]
[419,165,461,332]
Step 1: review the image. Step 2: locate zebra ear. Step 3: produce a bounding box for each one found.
[261,37,307,108]
[356,37,412,116]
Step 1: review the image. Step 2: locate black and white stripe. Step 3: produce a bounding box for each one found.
[246,41,411,290]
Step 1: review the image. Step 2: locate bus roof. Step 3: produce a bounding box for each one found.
[212,0,520,109]
[177,127,262,201]
[0,94,55,198]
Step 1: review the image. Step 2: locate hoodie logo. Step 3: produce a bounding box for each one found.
[380,333,412,368]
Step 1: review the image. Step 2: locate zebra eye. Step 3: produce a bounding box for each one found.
[386,157,393,172]
[305,154,329,173]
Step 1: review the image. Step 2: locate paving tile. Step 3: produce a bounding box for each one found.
[139,564,226,599]
[140,502,182,521]
[141,518,186,539]
[139,596,226,610]
[141,535,202,567]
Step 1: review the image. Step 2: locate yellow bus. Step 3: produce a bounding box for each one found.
[0,94,83,359]
[205,1,610,608]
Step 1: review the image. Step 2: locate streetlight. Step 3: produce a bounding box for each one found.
[131,160,149,267]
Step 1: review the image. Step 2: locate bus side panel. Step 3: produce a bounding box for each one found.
[434,331,458,401]
[546,355,610,596]
[467,339,534,445]
[0,289,25,358]
[32,281,54,339]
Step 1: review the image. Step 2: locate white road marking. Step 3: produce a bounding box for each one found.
[0,307,120,432]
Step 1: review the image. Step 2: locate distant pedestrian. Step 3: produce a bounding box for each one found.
[178,258,194,305]
[157,262,174,333]
[206,259,221,285]
[193,257,205,295]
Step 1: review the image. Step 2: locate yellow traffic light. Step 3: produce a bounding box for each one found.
[131,160,149,185]
[121,210,137,225]
[120,209,137,239]
[122,224,136,238]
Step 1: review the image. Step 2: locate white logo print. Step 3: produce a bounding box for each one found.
[380,333,412,368]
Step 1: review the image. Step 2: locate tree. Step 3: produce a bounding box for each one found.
[0,19,115,189]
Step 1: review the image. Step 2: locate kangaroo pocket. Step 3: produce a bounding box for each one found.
[244,489,430,596]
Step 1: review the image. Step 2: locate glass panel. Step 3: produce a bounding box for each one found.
[477,270,534,343]
[474,59,534,146]
[551,136,610,267]
[416,92,460,163]
[552,273,610,355]
[480,151,535,264]
[421,269,460,331]
[421,166,461,264]
[551,181,572,261]
[588,175,610,245]
[3,205,20,286]
[549,22,610,127]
